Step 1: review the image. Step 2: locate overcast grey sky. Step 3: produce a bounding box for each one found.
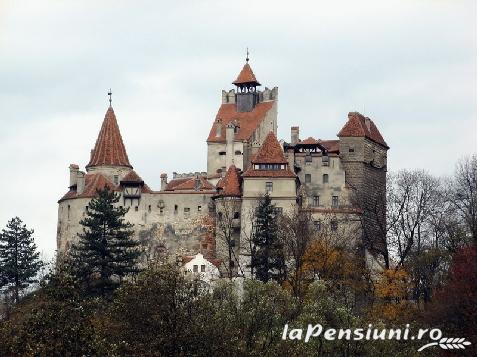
[0,0,476,258]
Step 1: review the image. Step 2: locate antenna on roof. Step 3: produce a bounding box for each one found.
[246,47,249,63]
[108,88,112,107]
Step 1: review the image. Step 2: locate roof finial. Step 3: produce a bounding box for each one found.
[108,88,112,107]
[246,47,249,63]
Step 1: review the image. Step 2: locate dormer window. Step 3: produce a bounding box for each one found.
[234,126,240,134]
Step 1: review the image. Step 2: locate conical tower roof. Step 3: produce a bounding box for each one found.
[252,131,288,164]
[233,62,261,86]
[86,106,132,168]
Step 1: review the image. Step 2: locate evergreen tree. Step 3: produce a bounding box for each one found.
[70,186,141,295]
[0,217,43,303]
[251,194,286,282]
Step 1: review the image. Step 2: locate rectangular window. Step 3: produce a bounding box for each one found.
[349,147,355,153]
[313,220,321,231]
[135,206,139,212]
[322,156,329,166]
[313,196,319,207]
[201,265,206,272]
[160,207,164,215]
[193,265,198,272]
[331,220,338,231]
[323,174,329,184]
[305,153,312,163]
[233,212,240,219]
[265,181,273,192]
[174,205,178,214]
[113,175,119,185]
[198,205,202,212]
[305,174,311,183]
[332,196,339,208]
[184,207,190,215]
[219,151,226,156]
[148,205,151,213]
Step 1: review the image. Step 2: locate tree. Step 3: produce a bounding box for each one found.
[452,155,477,243]
[215,198,244,279]
[0,217,43,303]
[427,243,477,355]
[251,194,286,283]
[70,187,141,295]
[278,208,315,299]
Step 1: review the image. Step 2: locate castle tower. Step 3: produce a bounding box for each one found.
[86,105,133,184]
[338,112,389,262]
[233,56,261,112]
[206,56,279,177]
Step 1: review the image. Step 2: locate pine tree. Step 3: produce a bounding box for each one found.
[70,187,141,295]
[251,194,286,283]
[0,217,43,303]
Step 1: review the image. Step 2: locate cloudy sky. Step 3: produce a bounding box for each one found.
[0,0,476,258]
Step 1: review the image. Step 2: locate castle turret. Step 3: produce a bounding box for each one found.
[86,104,133,182]
[233,56,260,112]
[206,55,278,176]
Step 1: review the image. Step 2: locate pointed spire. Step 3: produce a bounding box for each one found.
[232,53,261,86]
[252,131,288,164]
[86,106,132,169]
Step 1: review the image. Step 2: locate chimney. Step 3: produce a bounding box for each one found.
[76,171,85,194]
[291,126,299,145]
[160,173,168,191]
[69,164,79,189]
[215,119,222,137]
[365,117,371,131]
[194,175,201,191]
[226,123,235,169]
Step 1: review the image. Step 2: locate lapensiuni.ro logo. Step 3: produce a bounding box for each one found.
[281,324,472,352]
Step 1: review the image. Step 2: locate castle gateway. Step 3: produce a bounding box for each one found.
[57,57,389,276]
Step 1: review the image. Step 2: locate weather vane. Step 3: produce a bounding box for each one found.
[108,88,112,106]
[246,47,249,62]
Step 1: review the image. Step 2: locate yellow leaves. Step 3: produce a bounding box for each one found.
[374,268,410,300]
[369,268,417,322]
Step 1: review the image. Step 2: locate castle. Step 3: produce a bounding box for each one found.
[57,57,389,276]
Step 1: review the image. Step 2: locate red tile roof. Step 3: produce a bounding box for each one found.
[207,101,275,143]
[219,165,241,197]
[319,139,340,153]
[121,170,143,183]
[120,170,153,193]
[232,63,261,86]
[165,176,215,191]
[338,112,388,148]
[301,137,319,145]
[86,107,133,168]
[59,173,120,202]
[252,131,288,164]
[243,132,296,178]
